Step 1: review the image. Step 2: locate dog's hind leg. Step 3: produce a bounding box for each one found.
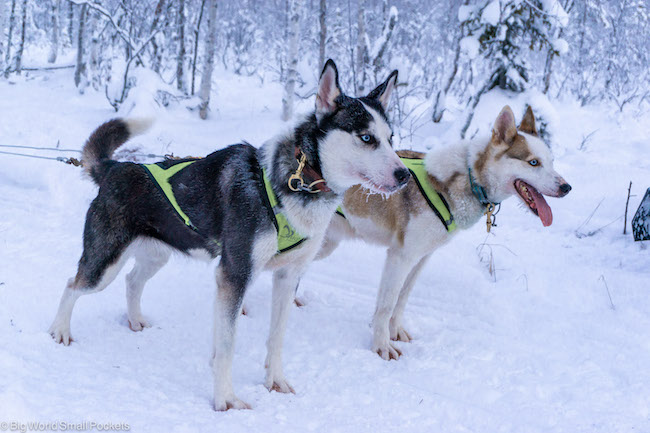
[49,241,132,345]
[372,248,423,360]
[389,253,431,343]
[125,239,171,331]
[265,266,301,394]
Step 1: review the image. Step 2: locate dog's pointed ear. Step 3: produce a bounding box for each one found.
[492,105,517,144]
[316,59,342,120]
[519,105,538,136]
[367,70,398,110]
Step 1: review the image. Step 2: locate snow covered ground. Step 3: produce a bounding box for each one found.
[1,68,649,433]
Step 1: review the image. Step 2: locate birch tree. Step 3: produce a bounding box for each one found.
[88,10,100,89]
[14,0,26,74]
[355,0,368,93]
[4,0,16,76]
[198,0,217,119]
[191,0,207,95]
[149,0,166,74]
[0,0,6,71]
[318,0,326,69]
[74,3,87,89]
[48,0,60,63]
[67,2,74,46]
[370,4,397,82]
[176,0,186,92]
[281,0,301,121]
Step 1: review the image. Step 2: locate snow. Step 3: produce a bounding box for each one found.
[460,36,480,60]
[481,0,501,26]
[553,38,569,55]
[1,68,650,433]
[458,5,477,23]
[540,0,570,27]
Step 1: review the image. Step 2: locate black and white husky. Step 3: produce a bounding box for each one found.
[48,60,409,410]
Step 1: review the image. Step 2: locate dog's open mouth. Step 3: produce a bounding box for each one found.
[514,179,553,227]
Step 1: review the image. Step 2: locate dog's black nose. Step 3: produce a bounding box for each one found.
[559,183,572,195]
[394,168,410,186]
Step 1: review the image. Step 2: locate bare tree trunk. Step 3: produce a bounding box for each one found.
[347,0,356,93]
[432,22,464,122]
[198,0,217,120]
[14,0,26,75]
[281,0,301,121]
[48,0,60,63]
[318,0,326,68]
[149,0,166,74]
[4,0,16,76]
[191,0,207,95]
[0,0,6,71]
[355,0,367,93]
[74,3,87,89]
[460,81,491,139]
[542,48,554,95]
[543,0,572,94]
[176,0,186,93]
[88,11,100,89]
[67,1,74,46]
[371,5,397,80]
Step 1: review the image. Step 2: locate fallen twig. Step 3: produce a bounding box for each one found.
[624,181,633,235]
[599,275,615,310]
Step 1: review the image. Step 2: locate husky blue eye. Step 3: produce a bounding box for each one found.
[360,134,371,142]
[529,159,539,166]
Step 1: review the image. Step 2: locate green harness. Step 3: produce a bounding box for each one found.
[336,156,457,233]
[400,156,457,232]
[142,161,306,254]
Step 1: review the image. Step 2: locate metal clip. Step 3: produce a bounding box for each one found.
[287,152,324,193]
[485,203,496,233]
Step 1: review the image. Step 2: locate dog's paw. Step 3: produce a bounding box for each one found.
[390,325,412,343]
[128,316,151,332]
[265,377,295,394]
[214,396,251,411]
[373,341,402,361]
[49,323,73,346]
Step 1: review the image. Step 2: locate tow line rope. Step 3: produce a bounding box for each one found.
[0,144,167,167]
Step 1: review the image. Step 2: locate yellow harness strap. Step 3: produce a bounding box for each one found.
[262,168,307,253]
[143,161,198,230]
[400,156,457,232]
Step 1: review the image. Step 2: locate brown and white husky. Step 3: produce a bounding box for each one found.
[312,105,572,360]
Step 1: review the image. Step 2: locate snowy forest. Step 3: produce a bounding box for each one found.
[0,0,648,131]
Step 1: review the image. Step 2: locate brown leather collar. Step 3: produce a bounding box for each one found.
[289,146,331,193]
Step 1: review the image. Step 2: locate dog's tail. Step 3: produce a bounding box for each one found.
[82,117,153,185]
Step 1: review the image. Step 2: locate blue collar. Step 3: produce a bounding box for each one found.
[468,167,498,206]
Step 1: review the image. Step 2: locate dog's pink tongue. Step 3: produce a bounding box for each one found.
[530,186,553,227]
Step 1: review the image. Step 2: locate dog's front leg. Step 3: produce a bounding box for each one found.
[264,267,301,393]
[372,248,420,360]
[212,265,251,411]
